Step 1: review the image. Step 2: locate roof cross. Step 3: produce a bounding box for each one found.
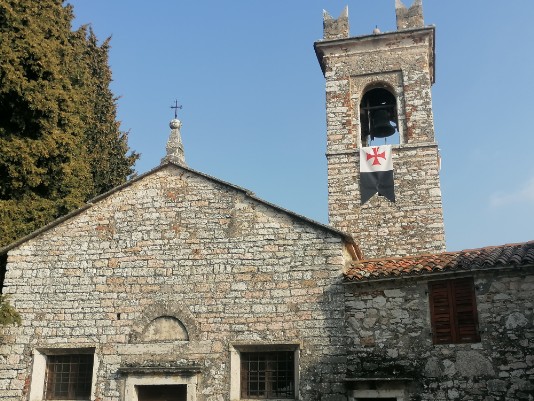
[170,100,182,119]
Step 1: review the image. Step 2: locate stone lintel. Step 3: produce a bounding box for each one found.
[117,366,203,376]
[344,377,412,382]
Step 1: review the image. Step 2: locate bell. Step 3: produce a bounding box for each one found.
[370,108,395,138]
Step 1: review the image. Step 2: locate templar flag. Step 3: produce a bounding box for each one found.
[360,145,395,204]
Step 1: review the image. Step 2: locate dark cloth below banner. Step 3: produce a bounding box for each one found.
[360,170,395,204]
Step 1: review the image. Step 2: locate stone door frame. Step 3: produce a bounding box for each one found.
[119,367,201,401]
[346,378,410,401]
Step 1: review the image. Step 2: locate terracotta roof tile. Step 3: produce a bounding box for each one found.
[345,241,534,282]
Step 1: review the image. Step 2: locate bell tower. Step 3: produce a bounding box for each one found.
[315,0,446,258]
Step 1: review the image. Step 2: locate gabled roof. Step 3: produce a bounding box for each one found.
[0,161,355,254]
[344,241,534,282]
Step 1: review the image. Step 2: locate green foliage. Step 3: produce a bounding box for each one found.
[0,294,21,326]
[76,29,139,197]
[0,0,138,248]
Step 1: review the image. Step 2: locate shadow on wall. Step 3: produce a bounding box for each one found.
[296,278,348,400]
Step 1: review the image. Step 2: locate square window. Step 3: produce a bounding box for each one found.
[428,277,480,344]
[231,345,298,400]
[44,354,94,400]
[240,351,295,399]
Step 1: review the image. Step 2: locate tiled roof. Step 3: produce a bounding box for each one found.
[344,241,534,282]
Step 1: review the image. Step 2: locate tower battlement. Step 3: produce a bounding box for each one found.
[395,0,425,30]
[322,6,349,40]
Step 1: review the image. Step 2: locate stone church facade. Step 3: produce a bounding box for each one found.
[0,162,356,401]
[1,1,533,401]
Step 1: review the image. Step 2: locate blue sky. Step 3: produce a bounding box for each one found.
[68,1,534,252]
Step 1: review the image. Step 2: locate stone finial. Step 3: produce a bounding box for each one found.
[395,0,424,30]
[323,6,349,40]
[161,118,186,166]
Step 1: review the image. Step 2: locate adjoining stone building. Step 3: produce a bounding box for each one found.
[1,1,533,401]
[344,243,534,400]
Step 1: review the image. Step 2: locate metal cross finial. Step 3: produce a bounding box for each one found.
[170,100,183,119]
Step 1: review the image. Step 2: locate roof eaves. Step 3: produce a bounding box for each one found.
[163,162,355,243]
[0,204,93,255]
[1,161,355,254]
[343,263,534,284]
[0,164,171,255]
[314,26,435,75]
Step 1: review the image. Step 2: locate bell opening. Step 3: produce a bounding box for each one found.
[360,87,398,146]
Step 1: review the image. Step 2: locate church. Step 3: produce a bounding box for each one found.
[1,1,533,400]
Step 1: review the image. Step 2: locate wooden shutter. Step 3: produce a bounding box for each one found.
[452,277,480,343]
[429,280,455,344]
[429,277,480,344]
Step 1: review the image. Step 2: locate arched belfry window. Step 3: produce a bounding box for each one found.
[360,87,398,146]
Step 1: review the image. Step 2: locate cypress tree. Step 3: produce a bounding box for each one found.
[0,0,138,248]
[75,28,138,198]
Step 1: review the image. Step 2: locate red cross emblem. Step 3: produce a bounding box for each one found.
[365,147,386,166]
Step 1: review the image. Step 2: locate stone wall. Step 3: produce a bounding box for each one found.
[0,165,350,401]
[327,144,444,259]
[345,269,534,400]
[316,27,445,259]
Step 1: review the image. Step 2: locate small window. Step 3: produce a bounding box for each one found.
[44,354,94,400]
[429,277,480,344]
[240,351,295,399]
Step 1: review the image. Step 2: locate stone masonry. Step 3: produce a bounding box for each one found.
[345,269,534,400]
[314,10,446,259]
[0,164,354,401]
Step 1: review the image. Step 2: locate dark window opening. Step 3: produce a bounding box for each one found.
[356,398,397,401]
[360,88,398,146]
[429,277,480,344]
[0,253,7,294]
[241,351,295,399]
[44,354,94,400]
[136,385,187,401]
